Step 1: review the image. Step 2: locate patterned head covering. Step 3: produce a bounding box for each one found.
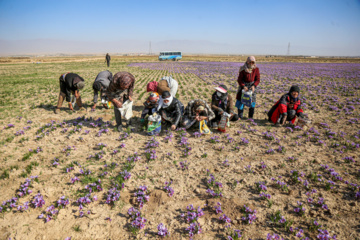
[149,92,159,103]
[193,100,205,112]
[109,72,135,92]
[147,81,158,92]
[240,56,257,73]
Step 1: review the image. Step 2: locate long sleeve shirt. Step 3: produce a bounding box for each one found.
[61,73,84,102]
[184,99,215,121]
[107,72,135,104]
[237,67,260,88]
[93,71,112,103]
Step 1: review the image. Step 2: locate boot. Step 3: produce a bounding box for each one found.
[238,108,244,119]
[249,107,255,119]
[55,93,65,114]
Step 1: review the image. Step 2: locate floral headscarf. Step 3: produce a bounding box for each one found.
[240,56,257,73]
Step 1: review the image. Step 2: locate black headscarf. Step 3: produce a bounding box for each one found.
[93,82,102,91]
[289,85,300,102]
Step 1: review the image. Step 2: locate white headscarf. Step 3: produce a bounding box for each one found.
[162,76,174,89]
[157,95,174,110]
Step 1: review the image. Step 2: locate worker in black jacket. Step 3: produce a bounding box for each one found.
[157,91,184,131]
[55,73,85,114]
[105,53,111,67]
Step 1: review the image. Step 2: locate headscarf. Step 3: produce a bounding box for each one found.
[157,91,173,110]
[147,81,158,92]
[93,81,102,91]
[289,85,300,102]
[192,100,206,114]
[240,56,257,73]
[214,85,228,102]
[110,72,134,92]
[149,92,159,103]
[162,76,176,90]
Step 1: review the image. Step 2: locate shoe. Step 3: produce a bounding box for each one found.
[238,109,244,119]
[126,119,134,129]
[117,125,123,132]
[54,108,60,114]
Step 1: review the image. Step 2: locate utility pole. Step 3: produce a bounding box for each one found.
[149,41,152,55]
[287,42,290,55]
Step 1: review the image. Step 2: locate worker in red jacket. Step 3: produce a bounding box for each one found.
[235,56,260,119]
[267,85,305,125]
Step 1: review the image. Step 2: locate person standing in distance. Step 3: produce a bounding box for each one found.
[105,53,111,67]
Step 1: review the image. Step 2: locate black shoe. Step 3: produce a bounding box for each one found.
[238,109,244,119]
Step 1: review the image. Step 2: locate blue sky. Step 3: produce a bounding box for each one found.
[0,0,359,56]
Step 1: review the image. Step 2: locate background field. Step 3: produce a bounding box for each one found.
[0,56,359,240]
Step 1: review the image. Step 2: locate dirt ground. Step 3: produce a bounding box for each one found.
[0,57,359,240]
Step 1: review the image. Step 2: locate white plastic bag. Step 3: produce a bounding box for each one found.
[71,94,76,107]
[119,100,133,120]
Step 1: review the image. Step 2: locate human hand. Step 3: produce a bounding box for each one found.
[171,125,176,130]
[244,87,249,91]
[251,86,255,92]
[128,96,133,102]
[68,102,74,111]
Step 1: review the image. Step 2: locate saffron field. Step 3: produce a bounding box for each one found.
[0,57,359,239]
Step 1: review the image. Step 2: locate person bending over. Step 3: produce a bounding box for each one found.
[55,73,85,114]
[157,91,184,131]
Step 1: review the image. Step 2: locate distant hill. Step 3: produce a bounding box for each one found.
[0,39,359,57]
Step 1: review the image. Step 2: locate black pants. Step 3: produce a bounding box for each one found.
[114,107,122,126]
[107,61,110,67]
[278,110,296,123]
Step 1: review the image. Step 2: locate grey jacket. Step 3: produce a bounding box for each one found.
[93,71,112,103]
